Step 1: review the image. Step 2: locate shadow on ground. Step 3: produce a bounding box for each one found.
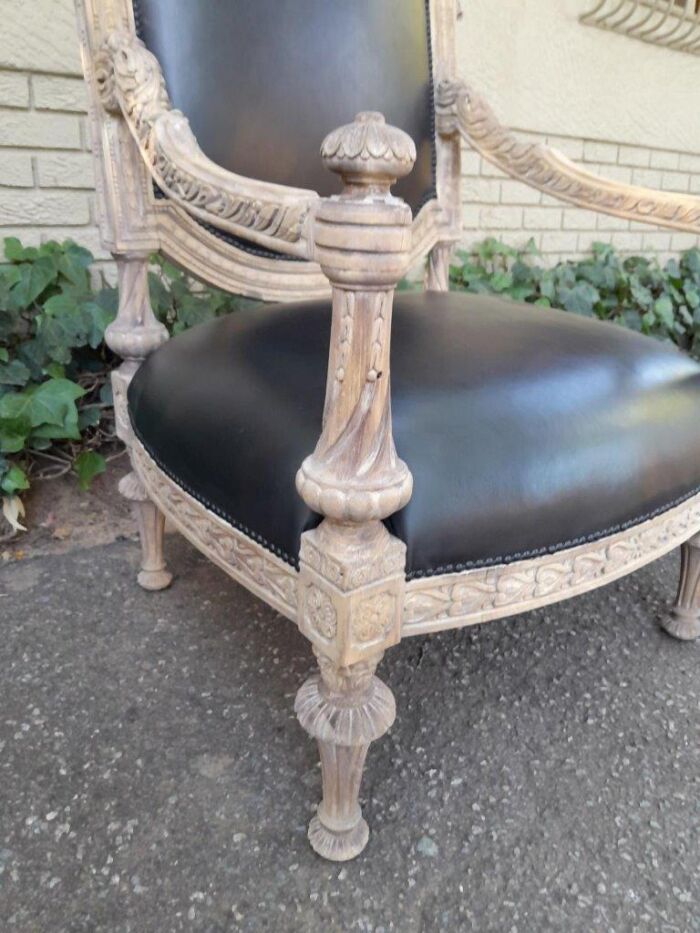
[0,535,697,932]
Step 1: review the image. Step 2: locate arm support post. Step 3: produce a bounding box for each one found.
[106,252,172,590]
[294,112,416,860]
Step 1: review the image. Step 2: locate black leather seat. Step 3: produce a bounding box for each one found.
[128,292,700,579]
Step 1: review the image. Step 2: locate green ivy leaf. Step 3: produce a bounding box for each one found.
[0,378,85,430]
[653,295,675,329]
[0,415,31,453]
[1,463,29,495]
[8,255,58,310]
[3,237,38,263]
[0,359,31,387]
[73,450,106,491]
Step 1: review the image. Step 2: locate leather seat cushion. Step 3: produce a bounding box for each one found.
[128,292,700,578]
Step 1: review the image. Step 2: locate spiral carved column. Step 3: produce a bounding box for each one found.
[294,112,416,860]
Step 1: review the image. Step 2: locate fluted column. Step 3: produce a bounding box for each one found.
[294,113,416,860]
[663,532,700,641]
[106,252,172,590]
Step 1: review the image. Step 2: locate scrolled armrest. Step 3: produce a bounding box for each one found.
[95,32,319,258]
[437,78,700,234]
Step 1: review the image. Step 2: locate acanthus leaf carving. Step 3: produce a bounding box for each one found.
[96,31,316,253]
[437,78,700,234]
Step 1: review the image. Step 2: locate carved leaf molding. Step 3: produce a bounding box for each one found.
[437,78,700,234]
[95,31,317,254]
[132,440,298,620]
[404,493,700,632]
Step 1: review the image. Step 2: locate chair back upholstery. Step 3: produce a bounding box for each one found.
[134,0,436,214]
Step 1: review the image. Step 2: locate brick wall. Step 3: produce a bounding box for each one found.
[0,0,109,273]
[1,1,698,276]
[460,133,700,266]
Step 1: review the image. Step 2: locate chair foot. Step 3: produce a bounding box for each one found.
[295,649,395,862]
[119,471,173,592]
[661,610,700,642]
[662,535,700,641]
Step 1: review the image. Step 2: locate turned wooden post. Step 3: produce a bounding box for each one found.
[663,532,700,641]
[106,252,172,591]
[294,112,416,861]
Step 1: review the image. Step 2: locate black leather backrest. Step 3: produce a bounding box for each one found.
[134,0,435,214]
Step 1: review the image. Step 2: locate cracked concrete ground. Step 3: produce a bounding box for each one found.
[0,531,698,932]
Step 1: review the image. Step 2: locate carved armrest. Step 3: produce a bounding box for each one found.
[95,32,319,258]
[437,79,700,234]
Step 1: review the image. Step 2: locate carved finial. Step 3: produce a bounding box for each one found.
[320,112,416,196]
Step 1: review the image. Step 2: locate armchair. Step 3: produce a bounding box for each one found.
[76,0,700,861]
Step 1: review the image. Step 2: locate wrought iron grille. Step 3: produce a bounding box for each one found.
[581,0,700,54]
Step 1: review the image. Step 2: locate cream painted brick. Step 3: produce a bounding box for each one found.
[562,209,598,230]
[479,160,507,178]
[583,141,617,164]
[0,226,42,248]
[678,152,700,172]
[461,150,481,175]
[0,0,82,74]
[0,110,81,149]
[671,233,700,251]
[608,233,644,252]
[479,205,523,230]
[38,225,110,260]
[546,136,584,160]
[0,151,33,187]
[632,168,662,188]
[661,171,690,192]
[0,189,90,226]
[0,71,29,109]
[649,150,679,170]
[540,232,579,253]
[33,75,88,113]
[577,232,608,253]
[596,214,630,231]
[462,177,501,204]
[461,205,480,229]
[522,207,562,230]
[617,145,649,168]
[690,176,700,194]
[499,180,541,205]
[600,165,632,184]
[641,232,672,251]
[36,152,95,188]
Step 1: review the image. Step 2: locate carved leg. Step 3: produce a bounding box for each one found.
[662,533,700,641]
[295,648,395,861]
[425,242,453,292]
[119,470,172,592]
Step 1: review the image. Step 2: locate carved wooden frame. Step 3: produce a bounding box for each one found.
[75,0,461,301]
[76,0,700,863]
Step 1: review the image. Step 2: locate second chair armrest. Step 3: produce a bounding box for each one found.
[437,78,700,235]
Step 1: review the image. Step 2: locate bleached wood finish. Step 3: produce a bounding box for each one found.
[404,493,700,636]
[664,532,700,640]
[106,253,171,590]
[74,0,460,302]
[129,441,700,643]
[436,78,700,234]
[77,0,700,862]
[294,112,416,861]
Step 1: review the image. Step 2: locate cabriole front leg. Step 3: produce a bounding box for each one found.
[663,533,700,641]
[295,647,395,861]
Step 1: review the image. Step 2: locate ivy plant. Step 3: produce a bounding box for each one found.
[449,238,700,357]
[2,235,699,535]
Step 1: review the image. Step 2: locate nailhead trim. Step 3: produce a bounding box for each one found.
[134,423,700,583]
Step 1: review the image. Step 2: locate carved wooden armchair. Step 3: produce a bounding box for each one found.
[76,0,700,861]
